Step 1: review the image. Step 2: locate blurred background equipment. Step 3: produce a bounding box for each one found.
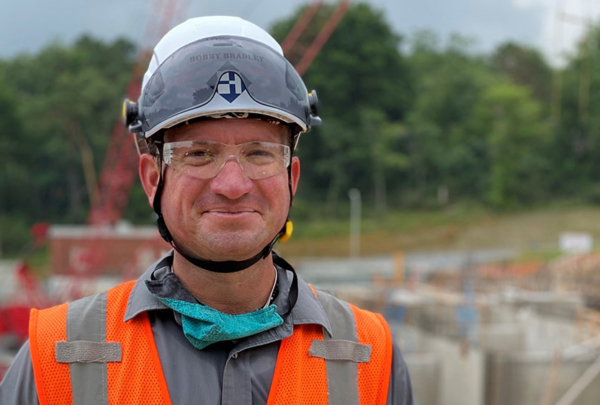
[3,1,600,403]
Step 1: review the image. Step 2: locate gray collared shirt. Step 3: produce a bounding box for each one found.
[0,252,414,405]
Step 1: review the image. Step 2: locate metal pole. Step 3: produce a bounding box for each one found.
[348,188,361,258]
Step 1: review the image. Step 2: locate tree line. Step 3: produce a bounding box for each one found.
[0,3,599,255]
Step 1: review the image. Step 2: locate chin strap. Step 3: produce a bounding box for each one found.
[272,251,298,313]
[152,135,296,274]
[157,212,285,273]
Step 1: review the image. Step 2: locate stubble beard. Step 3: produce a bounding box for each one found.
[185,219,273,261]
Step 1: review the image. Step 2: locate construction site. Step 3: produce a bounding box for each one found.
[295,246,600,405]
[3,227,600,404]
[2,0,600,404]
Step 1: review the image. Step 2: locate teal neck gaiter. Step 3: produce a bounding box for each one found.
[157,297,283,350]
[145,270,283,350]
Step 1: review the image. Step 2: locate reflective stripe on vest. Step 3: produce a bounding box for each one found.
[64,292,112,405]
[266,288,392,405]
[29,281,172,405]
[314,291,366,405]
[30,282,391,405]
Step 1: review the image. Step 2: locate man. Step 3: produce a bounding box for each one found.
[0,16,414,404]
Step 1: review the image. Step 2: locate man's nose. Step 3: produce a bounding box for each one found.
[210,156,254,199]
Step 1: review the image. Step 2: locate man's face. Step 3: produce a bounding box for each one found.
[140,118,300,262]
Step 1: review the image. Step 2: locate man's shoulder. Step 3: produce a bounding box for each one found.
[309,286,390,336]
[37,279,136,313]
[311,287,383,317]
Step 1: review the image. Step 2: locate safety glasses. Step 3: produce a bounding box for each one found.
[163,140,291,180]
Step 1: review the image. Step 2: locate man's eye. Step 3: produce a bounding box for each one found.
[186,149,211,157]
[188,150,205,156]
[247,149,274,158]
[246,149,278,165]
[184,150,214,164]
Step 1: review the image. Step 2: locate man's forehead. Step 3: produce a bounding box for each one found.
[163,118,289,143]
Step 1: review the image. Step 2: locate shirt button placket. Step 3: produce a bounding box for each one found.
[222,351,249,405]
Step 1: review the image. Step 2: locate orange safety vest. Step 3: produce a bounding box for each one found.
[29,281,393,405]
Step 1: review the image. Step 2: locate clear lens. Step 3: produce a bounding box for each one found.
[163,140,291,180]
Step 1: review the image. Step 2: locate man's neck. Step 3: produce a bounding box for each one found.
[172,252,276,315]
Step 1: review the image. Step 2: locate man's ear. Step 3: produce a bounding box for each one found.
[290,157,300,196]
[139,154,160,207]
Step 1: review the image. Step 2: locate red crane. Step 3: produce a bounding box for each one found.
[283,0,352,76]
[88,0,185,226]
[63,0,189,298]
[0,0,188,359]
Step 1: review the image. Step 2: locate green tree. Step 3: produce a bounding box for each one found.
[0,70,32,255]
[472,83,550,207]
[0,37,135,255]
[271,3,412,214]
[3,36,135,221]
[403,31,498,206]
[490,42,552,105]
[360,108,409,214]
[551,23,600,199]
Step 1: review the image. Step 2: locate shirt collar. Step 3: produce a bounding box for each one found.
[124,253,172,322]
[124,250,332,336]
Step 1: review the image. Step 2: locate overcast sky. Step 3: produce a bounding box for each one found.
[0,0,597,66]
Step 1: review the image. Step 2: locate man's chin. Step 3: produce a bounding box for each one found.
[197,233,270,261]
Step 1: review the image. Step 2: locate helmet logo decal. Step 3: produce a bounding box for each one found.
[217,72,247,103]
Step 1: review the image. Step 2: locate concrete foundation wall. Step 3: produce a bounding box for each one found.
[404,354,439,405]
[518,313,576,351]
[486,353,600,405]
[479,324,524,353]
[396,310,580,405]
[396,328,485,405]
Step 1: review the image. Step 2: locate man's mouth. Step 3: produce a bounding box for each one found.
[204,208,259,217]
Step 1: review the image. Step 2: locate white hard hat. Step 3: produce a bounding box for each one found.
[143,16,283,90]
[125,16,321,139]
